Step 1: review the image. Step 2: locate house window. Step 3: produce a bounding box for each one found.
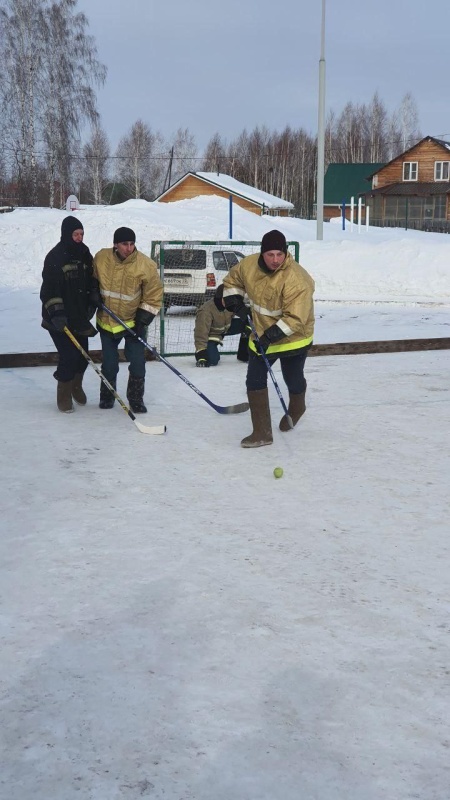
[403,162,418,181]
[434,161,450,181]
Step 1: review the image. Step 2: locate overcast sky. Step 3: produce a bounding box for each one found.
[75,0,450,154]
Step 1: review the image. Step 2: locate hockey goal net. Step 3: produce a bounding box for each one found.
[148,240,300,357]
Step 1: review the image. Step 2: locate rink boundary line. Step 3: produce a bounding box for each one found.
[1,338,450,368]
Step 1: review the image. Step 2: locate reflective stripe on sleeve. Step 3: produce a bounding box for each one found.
[223,287,245,299]
[102,288,141,302]
[277,318,294,337]
[139,302,160,315]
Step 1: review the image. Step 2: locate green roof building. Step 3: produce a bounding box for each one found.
[324,163,385,221]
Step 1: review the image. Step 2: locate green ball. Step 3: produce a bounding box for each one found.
[273,467,283,479]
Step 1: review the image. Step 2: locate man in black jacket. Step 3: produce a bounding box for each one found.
[40,216,99,413]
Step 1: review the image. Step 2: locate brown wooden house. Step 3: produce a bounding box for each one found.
[363,136,450,231]
[156,172,294,217]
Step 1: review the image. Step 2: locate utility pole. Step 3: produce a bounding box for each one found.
[316,0,326,240]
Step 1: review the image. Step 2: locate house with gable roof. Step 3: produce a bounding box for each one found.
[155,172,294,217]
[363,136,450,231]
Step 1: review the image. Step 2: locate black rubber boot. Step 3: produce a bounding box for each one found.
[241,388,273,448]
[127,375,147,414]
[279,391,306,432]
[72,372,87,405]
[99,379,116,409]
[57,380,74,413]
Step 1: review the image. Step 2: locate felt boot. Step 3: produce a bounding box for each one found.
[241,388,273,448]
[57,380,74,413]
[72,372,87,405]
[279,391,306,432]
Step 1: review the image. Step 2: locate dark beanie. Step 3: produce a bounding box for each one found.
[114,226,136,244]
[61,216,83,241]
[261,229,287,254]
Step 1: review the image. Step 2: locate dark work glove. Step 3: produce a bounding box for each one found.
[257,334,271,353]
[223,295,248,323]
[133,323,147,340]
[89,288,102,308]
[256,324,285,355]
[195,349,209,367]
[135,309,155,327]
[51,314,68,332]
[234,305,249,324]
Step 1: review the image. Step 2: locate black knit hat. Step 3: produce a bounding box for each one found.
[261,229,287,255]
[113,226,136,244]
[61,216,83,241]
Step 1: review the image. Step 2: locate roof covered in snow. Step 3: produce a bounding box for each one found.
[157,171,294,210]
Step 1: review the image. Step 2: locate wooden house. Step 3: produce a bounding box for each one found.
[323,163,385,221]
[363,136,450,230]
[156,172,294,217]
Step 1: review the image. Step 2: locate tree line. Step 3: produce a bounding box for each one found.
[0,0,423,216]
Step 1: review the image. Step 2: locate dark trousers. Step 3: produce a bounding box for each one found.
[49,329,89,382]
[99,329,146,382]
[246,348,310,393]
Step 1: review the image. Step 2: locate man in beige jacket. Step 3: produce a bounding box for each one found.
[93,227,163,413]
[223,230,315,448]
[194,284,249,367]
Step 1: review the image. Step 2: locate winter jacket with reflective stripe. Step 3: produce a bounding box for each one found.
[40,240,96,333]
[194,298,235,353]
[222,252,314,356]
[93,247,163,333]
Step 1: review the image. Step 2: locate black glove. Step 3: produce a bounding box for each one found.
[195,349,209,367]
[257,333,271,353]
[256,324,285,355]
[51,314,68,332]
[223,295,248,323]
[89,288,102,308]
[234,305,249,324]
[133,323,147,340]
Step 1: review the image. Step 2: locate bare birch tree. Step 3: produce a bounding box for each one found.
[0,0,106,206]
[82,126,110,204]
[115,120,165,200]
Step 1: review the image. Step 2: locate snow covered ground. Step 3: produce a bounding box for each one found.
[1,199,449,799]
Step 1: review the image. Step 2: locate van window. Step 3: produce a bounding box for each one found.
[224,251,244,268]
[213,251,227,270]
[164,249,206,270]
[213,250,244,271]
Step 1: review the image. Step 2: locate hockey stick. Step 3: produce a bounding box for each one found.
[100,304,249,415]
[63,327,166,436]
[248,319,293,429]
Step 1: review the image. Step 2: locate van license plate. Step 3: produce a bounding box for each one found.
[165,277,189,286]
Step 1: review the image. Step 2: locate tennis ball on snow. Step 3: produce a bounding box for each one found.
[273,467,283,479]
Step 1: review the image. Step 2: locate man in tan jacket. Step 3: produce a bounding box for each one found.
[223,230,315,448]
[194,284,249,367]
[93,227,163,413]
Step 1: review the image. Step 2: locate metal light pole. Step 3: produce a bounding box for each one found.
[316,0,326,240]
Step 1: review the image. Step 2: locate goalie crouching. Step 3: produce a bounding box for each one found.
[194,284,250,367]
